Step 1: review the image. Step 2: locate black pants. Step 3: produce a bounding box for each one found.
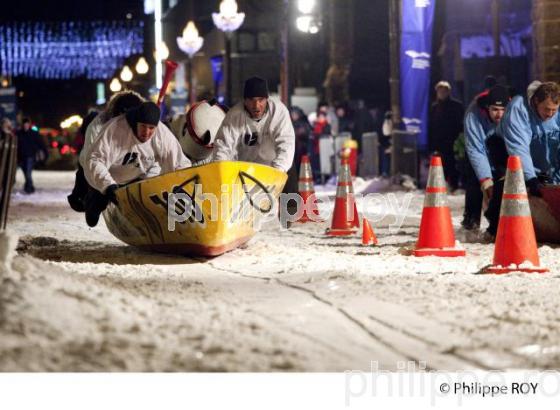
[483,133,508,236]
[440,150,458,190]
[67,164,91,212]
[462,157,483,227]
[70,165,90,201]
[484,178,504,236]
[18,157,35,193]
[84,187,110,227]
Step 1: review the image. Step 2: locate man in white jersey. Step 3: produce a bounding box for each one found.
[68,90,143,212]
[83,101,191,227]
[212,77,295,172]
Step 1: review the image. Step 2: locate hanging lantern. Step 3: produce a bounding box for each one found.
[135,56,149,74]
[177,21,204,58]
[120,65,133,82]
[110,78,122,92]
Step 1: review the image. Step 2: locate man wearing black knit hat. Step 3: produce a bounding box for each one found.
[212,76,295,172]
[83,101,191,227]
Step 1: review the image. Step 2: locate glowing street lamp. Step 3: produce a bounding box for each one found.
[135,57,149,75]
[110,78,122,92]
[297,0,316,14]
[296,15,320,34]
[177,21,204,58]
[120,65,133,82]
[296,0,321,34]
[212,0,245,33]
[213,0,245,104]
[177,21,204,105]
[154,41,170,61]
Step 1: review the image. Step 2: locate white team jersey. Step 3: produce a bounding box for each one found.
[79,114,105,168]
[84,115,191,193]
[211,98,295,172]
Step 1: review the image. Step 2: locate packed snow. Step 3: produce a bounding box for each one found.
[1,170,560,371]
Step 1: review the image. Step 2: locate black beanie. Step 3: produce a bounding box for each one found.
[487,85,510,108]
[135,102,161,125]
[243,77,269,99]
[126,102,160,135]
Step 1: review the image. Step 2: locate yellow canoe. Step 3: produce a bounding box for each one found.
[103,161,287,256]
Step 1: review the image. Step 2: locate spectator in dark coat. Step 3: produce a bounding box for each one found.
[281,106,312,205]
[428,81,464,191]
[352,99,375,154]
[310,112,331,181]
[335,104,352,134]
[290,106,312,174]
[16,118,48,194]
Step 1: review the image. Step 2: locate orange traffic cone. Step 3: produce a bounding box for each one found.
[414,155,466,257]
[484,156,548,274]
[326,157,359,236]
[296,155,321,223]
[340,151,360,229]
[362,218,378,246]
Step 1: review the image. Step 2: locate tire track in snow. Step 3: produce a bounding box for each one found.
[207,261,484,370]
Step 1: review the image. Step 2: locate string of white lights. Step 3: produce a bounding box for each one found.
[0,21,144,79]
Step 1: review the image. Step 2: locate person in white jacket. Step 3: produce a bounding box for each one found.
[68,90,143,212]
[83,101,191,227]
[212,77,295,172]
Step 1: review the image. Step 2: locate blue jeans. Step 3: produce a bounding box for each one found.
[18,157,35,193]
[379,145,391,176]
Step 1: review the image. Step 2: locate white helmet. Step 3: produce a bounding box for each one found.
[172,100,227,161]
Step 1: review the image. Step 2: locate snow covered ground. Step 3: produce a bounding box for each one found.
[2,170,560,371]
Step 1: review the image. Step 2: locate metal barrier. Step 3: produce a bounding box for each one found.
[391,129,418,182]
[318,134,335,177]
[0,133,17,230]
[318,132,352,180]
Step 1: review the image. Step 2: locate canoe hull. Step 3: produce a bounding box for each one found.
[103,161,287,256]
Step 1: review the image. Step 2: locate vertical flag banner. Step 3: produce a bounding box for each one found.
[210,55,224,98]
[400,0,436,149]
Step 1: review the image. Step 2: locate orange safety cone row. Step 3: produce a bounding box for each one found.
[414,155,466,257]
[484,156,548,274]
[362,218,378,246]
[296,155,321,223]
[326,157,360,236]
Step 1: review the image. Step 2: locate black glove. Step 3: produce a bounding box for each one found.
[537,172,552,184]
[526,177,543,197]
[105,184,119,205]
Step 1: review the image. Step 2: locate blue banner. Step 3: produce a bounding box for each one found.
[210,55,224,98]
[400,0,436,149]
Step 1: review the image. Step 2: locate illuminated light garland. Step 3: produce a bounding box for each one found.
[0,21,144,79]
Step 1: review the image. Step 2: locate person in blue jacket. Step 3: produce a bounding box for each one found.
[464,85,510,237]
[499,81,560,194]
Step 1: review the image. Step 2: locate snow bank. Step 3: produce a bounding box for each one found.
[0,230,18,274]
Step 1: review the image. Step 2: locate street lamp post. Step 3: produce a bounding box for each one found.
[177,21,204,105]
[212,0,245,105]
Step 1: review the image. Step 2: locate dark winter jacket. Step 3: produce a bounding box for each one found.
[428,97,464,153]
[16,129,48,162]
